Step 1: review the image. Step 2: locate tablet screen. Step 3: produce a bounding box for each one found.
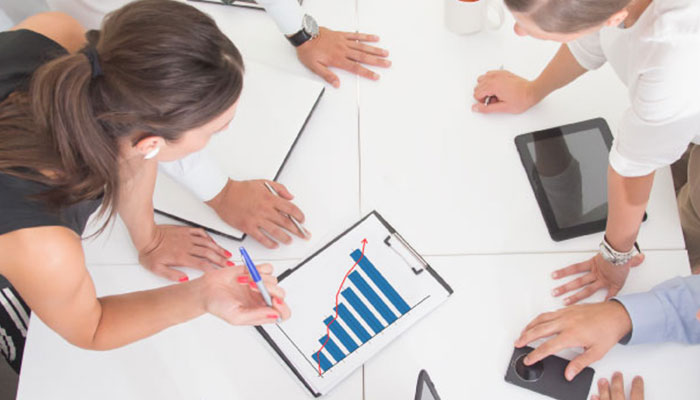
[525,127,610,229]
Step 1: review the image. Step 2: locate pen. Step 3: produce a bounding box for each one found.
[484,64,504,106]
[263,181,308,238]
[239,246,274,307]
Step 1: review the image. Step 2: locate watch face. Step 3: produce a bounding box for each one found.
[303,14,320,37]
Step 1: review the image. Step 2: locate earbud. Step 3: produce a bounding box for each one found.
[144,147,160,160]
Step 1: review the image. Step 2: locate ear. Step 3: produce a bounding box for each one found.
[605,9,629,27]
[134,136,166,159]
[696,309,700,321]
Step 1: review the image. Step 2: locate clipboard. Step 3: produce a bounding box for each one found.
[152,61,324,240]
[256,211,453,397]
[186,0,303,11]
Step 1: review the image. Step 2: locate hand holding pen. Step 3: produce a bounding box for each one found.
[239,246,290,323]
[472,66,543,114]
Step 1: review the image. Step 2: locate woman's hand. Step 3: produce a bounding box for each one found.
[201,263,291,325]
[472,69,542,114]
[592,373,644,400]
[515,301,632,381]
[138,225,234,282]
[296,27,391,88]
[551,253,645,305]
[206,179,309,249]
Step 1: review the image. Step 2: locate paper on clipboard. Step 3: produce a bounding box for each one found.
[256,211,453,397]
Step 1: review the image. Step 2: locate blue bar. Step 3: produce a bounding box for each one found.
[351,250,411,314]
[324,316,358,352]
[348,271,397,324]
[342,287,384,334]
[311,350,332,372]
[335,303,371,343]
[318,335,346,363]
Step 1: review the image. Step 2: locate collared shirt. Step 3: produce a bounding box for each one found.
[567,0,700,178]
[614,274,700,345]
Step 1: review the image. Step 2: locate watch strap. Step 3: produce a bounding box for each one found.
[287,28,312,47]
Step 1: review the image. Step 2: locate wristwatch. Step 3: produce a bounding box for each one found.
[287,14,319,47]
[599,236,641,266]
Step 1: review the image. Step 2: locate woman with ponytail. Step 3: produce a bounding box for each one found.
[0,0,290,374]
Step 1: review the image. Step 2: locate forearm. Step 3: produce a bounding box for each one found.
[605,166,654,251]
[88,280,205,350]
[530,44,588,103]
[118,162,158,251]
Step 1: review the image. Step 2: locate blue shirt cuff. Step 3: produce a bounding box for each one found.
[614,292,668,345]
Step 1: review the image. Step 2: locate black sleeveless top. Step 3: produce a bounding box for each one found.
[0,29,101,237]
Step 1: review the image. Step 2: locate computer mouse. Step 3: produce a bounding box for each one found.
[515,354,544,382]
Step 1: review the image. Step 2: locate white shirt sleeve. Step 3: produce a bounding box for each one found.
[567,31,607,71]
[255,0,304,36]
[158,150,229,202]
[609,60,700,177]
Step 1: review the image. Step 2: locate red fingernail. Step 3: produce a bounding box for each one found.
[249,281,257,289]
[224,250,232,258]
[274,297,284,305]
[237,276,249,284]
[179,276,189,282]
[226,261,235,267]
[267,314,279,319]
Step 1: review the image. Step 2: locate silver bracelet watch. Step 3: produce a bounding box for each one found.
[599,236,641,266]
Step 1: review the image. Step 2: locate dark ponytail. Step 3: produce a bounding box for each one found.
[0,0,244,229]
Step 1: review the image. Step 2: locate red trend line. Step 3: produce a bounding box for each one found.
[314,238,368,376]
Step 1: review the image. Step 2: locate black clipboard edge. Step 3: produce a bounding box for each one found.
[154,86,325,241]
[262,210,453,397]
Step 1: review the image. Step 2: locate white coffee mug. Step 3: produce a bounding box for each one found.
[445,0,505,35]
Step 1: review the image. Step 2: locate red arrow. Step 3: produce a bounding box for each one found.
[314,239,368,376]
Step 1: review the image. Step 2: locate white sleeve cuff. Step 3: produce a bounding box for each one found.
[255,0,305,36]
[608,145,658,177]
[158,150,229,202]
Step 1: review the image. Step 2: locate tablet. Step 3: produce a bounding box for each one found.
[515,118,646,241]
[415,370,442,400]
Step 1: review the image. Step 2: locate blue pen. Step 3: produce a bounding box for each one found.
[239,247,273,307]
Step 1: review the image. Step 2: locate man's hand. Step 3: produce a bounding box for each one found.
[515,301,632,381]
[296,27,391,88]
[206,179,308,249]
[592,373,644,400]
[551,253,645,305]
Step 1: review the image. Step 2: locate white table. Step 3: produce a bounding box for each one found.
[357,0,685,256]
[15,261,362,400]
[364,251,700,399]
[17,0,695,399]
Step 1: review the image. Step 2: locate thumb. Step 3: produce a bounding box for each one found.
[629,253,645,268]
[152,265,189,283]
[312,62,340,88]
[472,101,510,114]
[565,349,601,381]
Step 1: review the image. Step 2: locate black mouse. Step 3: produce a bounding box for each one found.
[515,354,544,382]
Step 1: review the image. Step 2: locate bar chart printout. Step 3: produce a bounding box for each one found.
[312,249,413,373]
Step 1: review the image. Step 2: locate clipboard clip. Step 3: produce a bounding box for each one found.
[384,233,429,275]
